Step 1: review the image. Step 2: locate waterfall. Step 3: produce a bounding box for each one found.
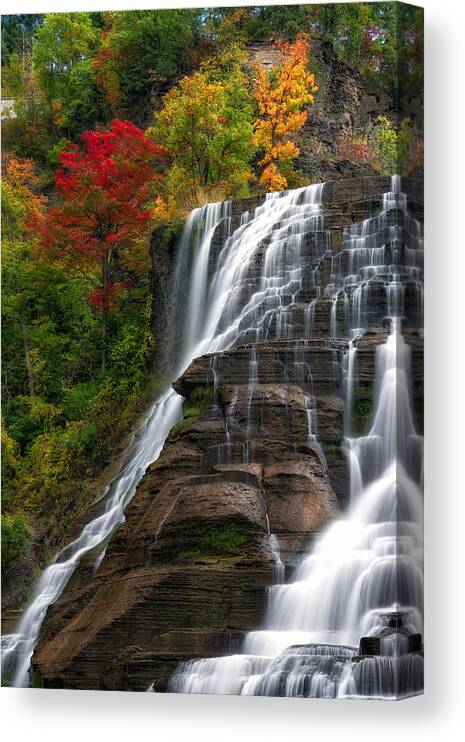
[184,201,232,352]
[2,177,423,699]
[167,176,424,699]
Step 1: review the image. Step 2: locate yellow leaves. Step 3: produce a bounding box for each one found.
[259,163,288,192]
[51,99,65,127]
[223,8,247,29]
[1,425,20,474]
[4,156,40,190]
[268,140,300,164]
[154,71,225,140]
[151,61,255,209]
[153,194,179,226]
[253,33,318,191]
[2,156,46,238]
[205,8,249,47]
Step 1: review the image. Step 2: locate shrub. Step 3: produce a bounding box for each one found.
[61,381,101,421]
[200,523,248,555]
[1,512,34,571]
[336,118,423,176]
[335,132,379,170]
[178,523,249,561]
[6,396,63,455]
[355,399,372,419]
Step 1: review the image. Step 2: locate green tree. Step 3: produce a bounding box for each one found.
[204,6,311,45]
[32,13,102,134]
[1,14,42,63]
[92,9,202,122]
[307,2,398,93]
[2,156,47,398]
[1,513,34,573]
[151,47,255,210]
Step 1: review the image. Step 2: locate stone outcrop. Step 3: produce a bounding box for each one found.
[32,333,346,690]
[32,325,422,689]
[295,42,423,183]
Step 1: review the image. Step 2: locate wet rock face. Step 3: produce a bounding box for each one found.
[32,337,345,691]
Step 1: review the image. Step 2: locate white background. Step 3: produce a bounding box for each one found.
[1,0,464,739]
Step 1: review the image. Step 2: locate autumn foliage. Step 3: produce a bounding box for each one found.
[151,46,255,215]
[37,119,167,368]
[2,156,45,237]
[335,132,380,170]
[2,157,46,399]
[253,34,318,191]
[335,117,423,176]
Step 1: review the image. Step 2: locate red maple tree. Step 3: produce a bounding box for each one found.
[37,119,167,370]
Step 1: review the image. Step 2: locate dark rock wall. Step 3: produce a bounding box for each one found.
[31,336,343,690]
[150,220,185,379]
[295,41,423,182]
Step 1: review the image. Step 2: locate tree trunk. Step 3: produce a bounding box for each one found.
[100,252,113,373]
[101,302,108,372]
[20,312,36,397]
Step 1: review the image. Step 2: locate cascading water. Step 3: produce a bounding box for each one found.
[2,177,423,699]
[167,176,424,699]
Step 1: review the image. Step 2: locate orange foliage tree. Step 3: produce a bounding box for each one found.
[253,34,318,191]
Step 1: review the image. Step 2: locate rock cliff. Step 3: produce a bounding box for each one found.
[31,335,344,690]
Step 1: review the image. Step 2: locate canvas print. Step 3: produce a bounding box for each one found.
[1,3,424,699]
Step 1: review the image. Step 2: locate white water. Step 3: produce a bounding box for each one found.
[168,176,424,698]
[169,329,423,698]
